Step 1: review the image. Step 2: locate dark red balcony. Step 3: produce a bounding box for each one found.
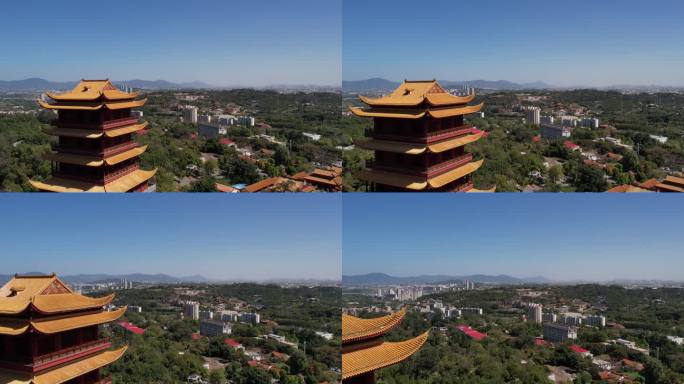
[57,116,139,130]
[367,126,476,144]
[32,338,112,372]
[104,163,139,184]
[368,153,473,178]
[0,338,111,373]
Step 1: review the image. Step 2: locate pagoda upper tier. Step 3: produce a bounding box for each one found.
[0,274,127,384]
[30,79,156,192]
[350,79,483,119]
[350,80,492,192]
[342,308,428,383]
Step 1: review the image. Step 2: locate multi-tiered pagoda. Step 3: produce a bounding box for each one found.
[0,274,127,384]
[351,80,492,192]
[30,79,156,192]
[342,308,428,383]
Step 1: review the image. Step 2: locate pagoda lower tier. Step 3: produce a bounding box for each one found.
[355,127,485,192]
[0,274,127,384]
[30,79,155,193]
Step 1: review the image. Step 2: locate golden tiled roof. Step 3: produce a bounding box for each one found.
[38,99,147,111]
[43,127,104,139]
[349,107,427,119]
[44,123,148,139]
[342,308,406,343]
[46,80,137,102]
[468,186,497,193]
[358,80,476,107]
[355,139,427,155]
[104,122,148,138]
[427,131,484,153]
[0,369,30,384]
[42,145,147,167]
[0,275,113,318]
[32,293,115,314]
[353,169,427,191]
[29,178,107,193]
[0,317,30,335]
[32,346,127,384]
[349,102,483,119]
[32,307,127,334]
[0,274,71,315]
[342,331,429,380]
[29,168,156,193]
[42,152,104,167]
[104,145,147,165]
[427,159,483,188]
[103,169,157,192]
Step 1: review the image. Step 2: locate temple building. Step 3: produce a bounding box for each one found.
[350,80,492,192]
[0,273,127,384]
[342,308,428,384]
[607,175,684,193]
[30,79,156,192]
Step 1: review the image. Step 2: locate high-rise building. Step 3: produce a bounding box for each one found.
[199,319,232,337]
[199,310,214,320]
[542,312,557,322]
[527,303,543,323]
[351,80,491,192]
[342,308,428,383]
[198,114,212,124]
[31,79,156,192]
[526,107,541,126]
[541,115,554,125]
[585,315,606,328]
[543,323,578,342]
[239,312,260,324]
[183,301,200,320]
[0,273,127,383]
[183,106,198,124]
[562,314,583,326]
[581,117,599,129]
[541,124,572,139]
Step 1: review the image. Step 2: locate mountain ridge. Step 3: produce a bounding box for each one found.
[342,272,549,286]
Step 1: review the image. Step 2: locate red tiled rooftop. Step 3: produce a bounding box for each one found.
[117,321,145,335]
[224,338,242,348]
[563,140,579,150]
[456,324,487,341]
[570,344,589,354]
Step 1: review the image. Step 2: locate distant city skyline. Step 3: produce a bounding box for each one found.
[342,194,684,281]
[343,0,684,87]
[0,0,341,86]
[1,195,341,281]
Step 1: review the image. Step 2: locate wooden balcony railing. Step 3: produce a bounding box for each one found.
[104,163,139,184]
[31,338,111,371]
[57,116,139,130]
[368,153,473,178]
[54,141,138,157]
[366,126,476,144]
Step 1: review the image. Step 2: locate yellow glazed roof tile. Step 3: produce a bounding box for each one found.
[342,331,429,380]
[31,307,127,334]
[32,346,128,384]
[342,308,406,342]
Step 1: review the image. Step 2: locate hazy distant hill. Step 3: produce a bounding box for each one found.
[0,78,213,91]
[0,273,209,285]
[342,272,549,286]
[343,78,554,93]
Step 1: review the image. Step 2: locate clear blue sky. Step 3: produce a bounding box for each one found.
[343,0,684,86]
[0,0,341,86]
[342,194,684,281]
[0,194,341,281]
